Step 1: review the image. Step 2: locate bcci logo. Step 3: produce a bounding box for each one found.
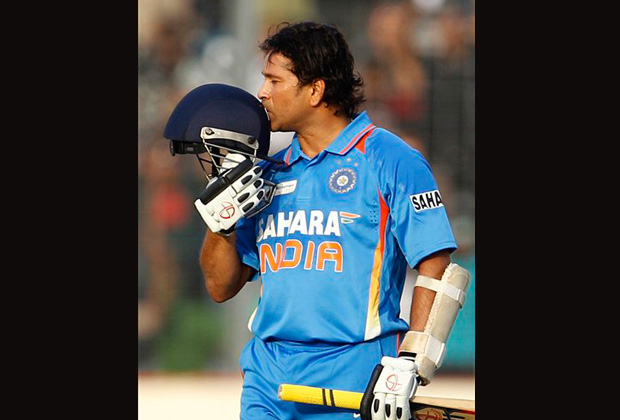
[329,168,357,194]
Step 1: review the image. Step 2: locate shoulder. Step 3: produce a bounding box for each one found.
[361,127,430,171]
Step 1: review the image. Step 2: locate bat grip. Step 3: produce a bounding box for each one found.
[277,364,384,417]
[278,384,362,411]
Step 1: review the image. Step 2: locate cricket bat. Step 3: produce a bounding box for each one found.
[278,383,475,420]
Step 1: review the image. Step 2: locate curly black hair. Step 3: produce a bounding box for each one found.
[259,22,365,119]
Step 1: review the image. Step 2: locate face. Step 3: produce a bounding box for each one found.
[257,52,311,132]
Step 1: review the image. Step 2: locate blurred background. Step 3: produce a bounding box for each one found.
[138,0,474,416]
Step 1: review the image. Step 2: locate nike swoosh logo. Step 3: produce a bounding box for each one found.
[353,413,361,418]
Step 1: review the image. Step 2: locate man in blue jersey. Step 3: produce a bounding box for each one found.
[196,22,469,420]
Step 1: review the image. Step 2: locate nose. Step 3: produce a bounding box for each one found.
[257,81,270,101]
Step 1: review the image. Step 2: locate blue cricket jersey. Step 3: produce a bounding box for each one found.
[235,111,457,344]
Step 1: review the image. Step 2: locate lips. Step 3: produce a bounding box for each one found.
[261,104,272,116]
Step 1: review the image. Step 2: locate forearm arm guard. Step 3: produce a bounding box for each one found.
[399,263,471,385]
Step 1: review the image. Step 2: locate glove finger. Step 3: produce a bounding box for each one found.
[385,394,397,420]
[235,179,264,206]
[204,201,216,216]
[395,395,411,420]
[231,166,262,194]
[238,185,268,216]
[196,199,224,232]
[371,393,386,420]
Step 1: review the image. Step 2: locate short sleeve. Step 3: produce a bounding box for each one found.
[368,130,457,268]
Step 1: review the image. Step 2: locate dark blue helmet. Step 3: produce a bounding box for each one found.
[163,83,273,175]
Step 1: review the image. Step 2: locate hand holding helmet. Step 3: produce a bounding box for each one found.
[194,154,275,235]
[163,84,281,228]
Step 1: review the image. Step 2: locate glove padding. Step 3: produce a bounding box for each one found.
[194,154,271,235]
[369,357,419,420]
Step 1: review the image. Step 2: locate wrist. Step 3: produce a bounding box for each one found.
[207,226,236,240]
[214,225,236,237]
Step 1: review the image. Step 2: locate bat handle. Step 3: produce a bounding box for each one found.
[279,382,476,418]
[278,384,362,411]
[277,364,385,418]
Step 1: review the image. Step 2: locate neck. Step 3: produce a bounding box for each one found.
[296,112,351,159]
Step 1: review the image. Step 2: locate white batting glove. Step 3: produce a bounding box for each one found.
[371,357,419,420]
[194,154,271,235]
[220,153,248,171]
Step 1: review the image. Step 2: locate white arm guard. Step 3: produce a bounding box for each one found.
[400,263,471,385]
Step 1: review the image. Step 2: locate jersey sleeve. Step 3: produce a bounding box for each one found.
[367,130,457,268]
[235,215,260,281]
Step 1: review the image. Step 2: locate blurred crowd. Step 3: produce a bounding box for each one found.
[138,0,475,372]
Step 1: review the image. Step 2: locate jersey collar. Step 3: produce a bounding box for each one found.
[283,111,376,166]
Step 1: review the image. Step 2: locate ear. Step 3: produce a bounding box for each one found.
[309,79,326,107]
